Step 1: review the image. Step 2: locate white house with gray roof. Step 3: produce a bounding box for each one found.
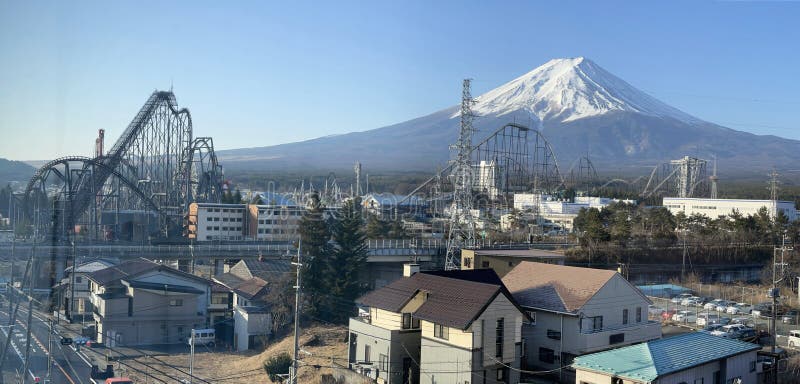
[502,262,662,382]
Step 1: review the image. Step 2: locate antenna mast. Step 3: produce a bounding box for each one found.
[445,79,477,270]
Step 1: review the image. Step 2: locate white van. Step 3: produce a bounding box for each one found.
[188,329,216,347]
[788,330,800,348]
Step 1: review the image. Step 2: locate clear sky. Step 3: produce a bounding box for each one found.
[1,0,798,161]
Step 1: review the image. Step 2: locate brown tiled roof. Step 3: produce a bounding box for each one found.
[233,277,270,301]
[502,261,617,314]
[214,272,245,289]
[357,270,511,330]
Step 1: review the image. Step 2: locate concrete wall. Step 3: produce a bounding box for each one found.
[233,308,271,351]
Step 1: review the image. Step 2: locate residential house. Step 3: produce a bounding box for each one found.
[56,259,115,322]
[461,249,565,277]
[213,257,292,351]
[231,277,272,351]
[572,332,760,384]
[88,258,212,346]
[351,266,526,384]
[502,261,661,382]
[362,193,428,218]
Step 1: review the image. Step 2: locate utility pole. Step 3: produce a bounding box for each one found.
[69,239,77,323]
[189,329,195,384]
[681,229,687,280]
[0,246,33,384]
[46,319,53,383]
[22,202,39,384]
[290,239,302,384]
[771,233,791,354]
[8,191,14,317]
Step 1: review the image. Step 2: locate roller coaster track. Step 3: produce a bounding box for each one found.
[23,90,220,241]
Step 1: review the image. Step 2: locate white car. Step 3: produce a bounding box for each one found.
[726,303,752,315]
[696,313,720,326]
[716,301,733,312]
[672,293,693,304]
[648,305,665,317]
[672,310,697,323]
[681,296,701,306]
[704,299,725,311]
[710,324,748,338]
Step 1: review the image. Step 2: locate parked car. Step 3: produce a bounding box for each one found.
[726,303,752,315]
[751,303,771,318]
[672,293,693,304]
[704,299,726,311]
[681,296,702,306]
[648,305,665,317]
[699,324,725,333]
[662,309,678,321]
[788,330,800,348]
[710,324,749,339]
[672,310,697,323]
[731,317,755,327]
[782,310,800,324]
[737,328,758,342]
[717,317,733,326]
[697,313,720,327]
[60,337,73,346]
[715,300,734,312]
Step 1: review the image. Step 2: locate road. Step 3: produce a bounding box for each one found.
[0,302,90,384]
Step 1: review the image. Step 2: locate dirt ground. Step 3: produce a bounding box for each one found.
[120,323,350,384]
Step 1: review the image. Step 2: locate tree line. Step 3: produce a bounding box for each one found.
[570,202,797,265]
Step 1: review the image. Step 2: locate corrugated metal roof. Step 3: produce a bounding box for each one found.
[572,332,760,382]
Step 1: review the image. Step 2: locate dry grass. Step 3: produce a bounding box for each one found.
[119,323,350,384]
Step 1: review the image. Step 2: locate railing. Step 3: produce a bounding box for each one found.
[366,238,444,249]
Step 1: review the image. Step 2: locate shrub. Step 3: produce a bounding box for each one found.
[264,352,292,382]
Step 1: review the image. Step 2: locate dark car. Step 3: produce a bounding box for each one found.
[60,337,73,346]
[782,310,800,324]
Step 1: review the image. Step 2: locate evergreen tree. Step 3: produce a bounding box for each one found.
[322,197,369,323]
[298,192,332,318]
[364,213,388,238]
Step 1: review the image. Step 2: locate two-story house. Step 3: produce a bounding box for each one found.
[56,259,115,322]
[231,277,272,351]
[351,265,526,384]
[502,261,662,382]
[88,258,212,346]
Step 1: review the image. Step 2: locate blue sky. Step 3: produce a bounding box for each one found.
[1,1,798,161]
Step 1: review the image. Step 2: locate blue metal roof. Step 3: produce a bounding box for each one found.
[636,284,691,298]
[572,333,760,382]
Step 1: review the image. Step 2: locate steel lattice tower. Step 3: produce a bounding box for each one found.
[445,79,478,270]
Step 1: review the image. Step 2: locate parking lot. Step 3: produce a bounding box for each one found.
[648,295,800,348]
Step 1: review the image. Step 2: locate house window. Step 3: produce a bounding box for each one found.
[589,316,603,331]
[463,257,472,268]
[75,276,83,284]
[538,347,554,364]
[750,361,757,372]
[636,307,642,323]
[525,310,536,325]
[495,318,504,358]
[481,261,490,268]
[170,299,184,307]
[546,330,561,340]
[609,333,625,344]
[434,323,449,340]
[364,345,371,363]
[623,309,629,325]
[402,313,420,329]
[379,354,388,372]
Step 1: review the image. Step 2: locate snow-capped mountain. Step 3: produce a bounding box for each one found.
[465,57,700,125]
[218,58,800,175]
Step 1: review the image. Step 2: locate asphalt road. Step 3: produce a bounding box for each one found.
[0,302,91,384]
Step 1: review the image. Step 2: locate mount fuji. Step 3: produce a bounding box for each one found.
[218,57,800,175]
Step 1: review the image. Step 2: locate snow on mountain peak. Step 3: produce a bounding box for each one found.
[457,57,701,125]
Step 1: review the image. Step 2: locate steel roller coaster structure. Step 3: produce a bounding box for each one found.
[22,91,223,242]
